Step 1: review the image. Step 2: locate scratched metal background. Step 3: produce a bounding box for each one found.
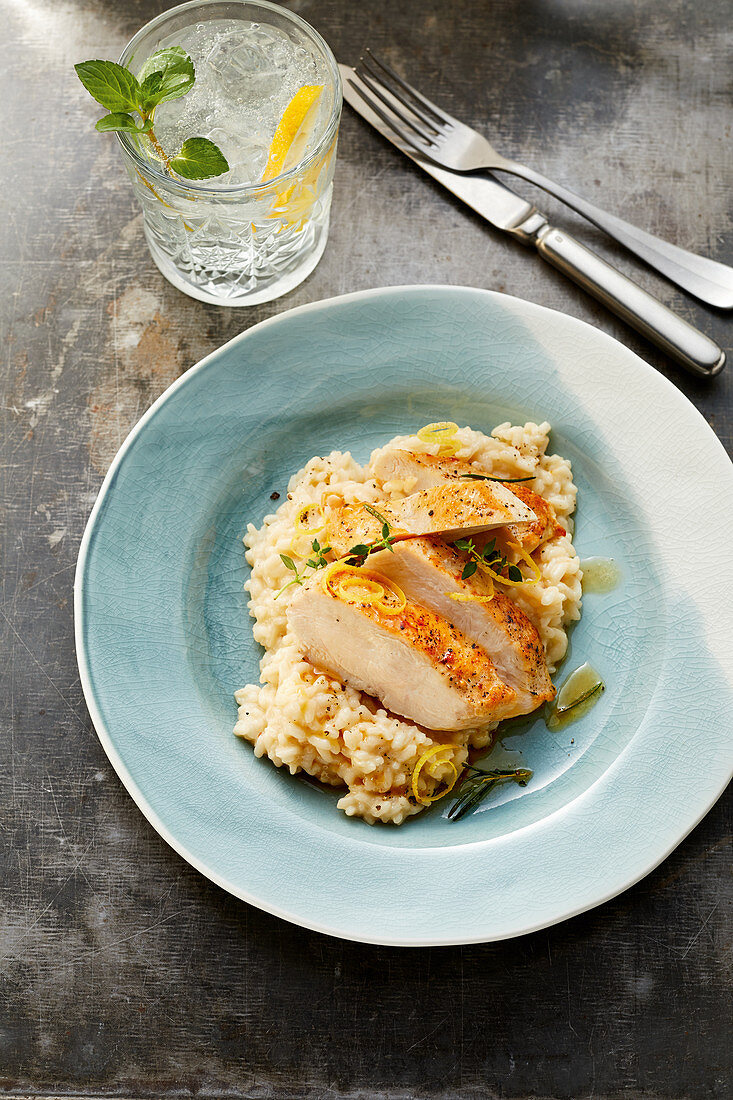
[1,0,731,1097]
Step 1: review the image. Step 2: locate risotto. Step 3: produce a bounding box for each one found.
[233,421,582,824]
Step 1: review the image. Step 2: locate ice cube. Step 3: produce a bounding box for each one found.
[206,128,269,184]
[206,25,294,102]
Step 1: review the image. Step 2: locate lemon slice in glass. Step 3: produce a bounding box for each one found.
[261,84,325,182]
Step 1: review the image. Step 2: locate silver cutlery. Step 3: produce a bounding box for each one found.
[340,64,725,378]
[352,50,733,310]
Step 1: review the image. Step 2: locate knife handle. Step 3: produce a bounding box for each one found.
[534,226,725,378]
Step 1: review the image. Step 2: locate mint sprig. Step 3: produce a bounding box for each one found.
[75,50,228,181]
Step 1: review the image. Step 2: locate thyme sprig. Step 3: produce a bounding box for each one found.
[276,537,331,599]
[461,473,535,483]
[454,536,523,583]
[345,504,399,567]
[447,765,533,821]
[277,503,398,597]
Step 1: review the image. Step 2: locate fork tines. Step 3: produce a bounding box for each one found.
[351,49,454,156]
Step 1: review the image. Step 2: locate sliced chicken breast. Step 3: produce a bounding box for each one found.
[371,449,478,491]
[495,481,566,552]
[371,449,563,553]
[326,482,535,558]
[288,574,519,731]
[324,502,385,557]
[368,537,555,712]
[390,480,535,539]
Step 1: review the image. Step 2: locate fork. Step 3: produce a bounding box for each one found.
[353,50,733,309]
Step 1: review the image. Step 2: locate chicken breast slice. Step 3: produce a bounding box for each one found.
[323,502,385,557]
[368,537,555,713]
[371,449,563,552]
[389,480,535,539]
[325,481,535,558]
[370,449,480,491]
[287,574,519,731]
[494,481,566,551]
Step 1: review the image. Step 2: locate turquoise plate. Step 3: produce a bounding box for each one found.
[75,286,733,945]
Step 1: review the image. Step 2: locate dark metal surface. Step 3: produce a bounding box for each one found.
[1,0,731,1096]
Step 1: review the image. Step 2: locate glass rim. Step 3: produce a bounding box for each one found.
[116,0,342,196]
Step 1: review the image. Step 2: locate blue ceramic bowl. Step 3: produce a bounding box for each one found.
[75,286,733,944]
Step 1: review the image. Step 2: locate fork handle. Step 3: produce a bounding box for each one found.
[534,225,725,377]
[499,161,733,309]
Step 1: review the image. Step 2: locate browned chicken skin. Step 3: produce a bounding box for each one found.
[495,481,566,554]
[371,449,484,490]
[368,537,554,711]
[325,481,535,557]
[371,449,564,553]
[288,574,519,731]
[286,450,561,732]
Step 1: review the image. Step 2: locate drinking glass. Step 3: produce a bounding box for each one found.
[117,0,342,306]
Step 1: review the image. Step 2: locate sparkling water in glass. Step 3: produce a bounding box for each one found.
[118,0,342,306]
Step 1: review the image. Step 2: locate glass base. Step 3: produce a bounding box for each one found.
[143,214,330,307]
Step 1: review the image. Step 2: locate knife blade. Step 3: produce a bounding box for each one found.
[340,64,725,378]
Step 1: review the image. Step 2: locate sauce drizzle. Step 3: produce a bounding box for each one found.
[580,557,621,594]
[546,663,605,730]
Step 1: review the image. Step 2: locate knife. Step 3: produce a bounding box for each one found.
[340,64,725,378]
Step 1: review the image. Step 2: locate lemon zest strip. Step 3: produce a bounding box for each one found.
[372,576,407,616]
[337,576,385,604]
[288,534,311,559]
[510,541,542,583]
[488,541,541,587]
[448,590,495,603]
[294,502,326,534]
[411,744,459,805]
[417,421,459,439]
[323,561,406,615]
[417,421,461,457]
[323,560,366,592]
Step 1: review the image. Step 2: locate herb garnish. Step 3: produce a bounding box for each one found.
[555,681,604,716]
[75,50,229,180]
[454,536,523,583]
[447,765,533,821]
[345,504,399,567]
[461,473,535,483]
[276,538,331,599]
[277,504,399,597]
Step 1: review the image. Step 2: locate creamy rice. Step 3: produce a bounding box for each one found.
[234,423,582,824]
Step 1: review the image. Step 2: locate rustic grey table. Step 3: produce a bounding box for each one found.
[2,1,731,1097]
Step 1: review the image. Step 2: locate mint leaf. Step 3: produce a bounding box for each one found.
[139,71,164,110]
[95,112,152,133]
[138,46,195,106]
[75,59,141,112]
[170,137,229,180]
